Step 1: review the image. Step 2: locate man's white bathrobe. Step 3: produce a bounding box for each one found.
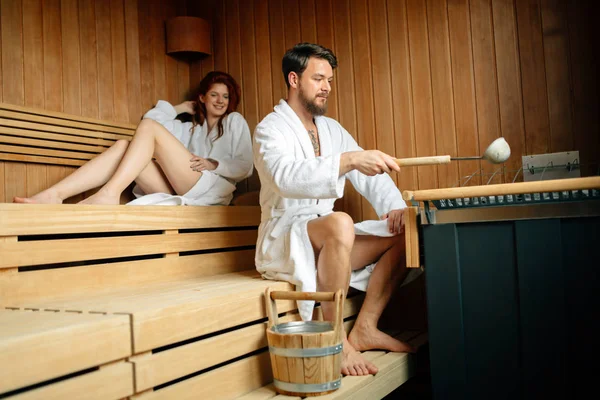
[128,100,253,206]
[253,99,409,321]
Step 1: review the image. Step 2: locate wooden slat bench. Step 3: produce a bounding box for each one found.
[0,104,427,399]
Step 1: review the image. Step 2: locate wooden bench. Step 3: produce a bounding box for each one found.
[0,105,427,399]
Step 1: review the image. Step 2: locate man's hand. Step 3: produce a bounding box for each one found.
[174,101,197,115]
[340,150,400,176]
[381,209,405,235]
[190,156,218,172]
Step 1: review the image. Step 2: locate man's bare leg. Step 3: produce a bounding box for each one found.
[347,235,416,353]
[307,212,378,376]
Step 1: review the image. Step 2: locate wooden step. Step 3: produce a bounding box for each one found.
[0,309,131,395]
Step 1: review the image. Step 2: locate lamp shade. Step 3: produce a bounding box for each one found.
[166,16,211,56]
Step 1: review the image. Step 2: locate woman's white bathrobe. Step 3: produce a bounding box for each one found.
[253,99,409,321]
[128,100,253,206]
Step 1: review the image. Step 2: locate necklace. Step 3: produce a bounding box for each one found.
[307,129,320,157]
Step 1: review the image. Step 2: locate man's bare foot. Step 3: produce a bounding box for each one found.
[77,189,120,205]
[348,322,416,353]
[341,337,378,376]
[13,189,62,204]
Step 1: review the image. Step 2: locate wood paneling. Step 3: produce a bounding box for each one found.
[1,0,597,221]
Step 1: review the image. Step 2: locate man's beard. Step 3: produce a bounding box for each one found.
[299,85,328,116]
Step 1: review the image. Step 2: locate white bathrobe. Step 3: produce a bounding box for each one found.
[253,99,409,320]
[128,100,253,206]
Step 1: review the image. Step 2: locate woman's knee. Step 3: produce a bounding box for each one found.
[135,118,160,136]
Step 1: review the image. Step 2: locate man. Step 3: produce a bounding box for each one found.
[253,43,415,376]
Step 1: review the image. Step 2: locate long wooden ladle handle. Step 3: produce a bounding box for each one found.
[394,155,451,167]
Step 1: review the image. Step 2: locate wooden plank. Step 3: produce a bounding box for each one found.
[369,0,397,189]
[447,0,481,186]
[0,0,2,104]
[43,0,64,112]
[163,3,179,105]
[3,162,26,203]
[298,0,317,43]
[0,204,261,235]
[95,0,115,121]
[541,0,574,153]
[137,0,154,113]
[225,0,243,115]
[427,0,459,189]
[567,1,599,176]
[282,0,301,51]
[255,0,273,121]
[22,0,45,109]
[0,143,97,160]
[0,110,133,139]
[239,0,259,193]
[110,0,130,122]
[149,0,167,106]
[268,0,286,106]
[1,0,25,105]
[0,123,115,147]
[407,0,438,190]
[492,0,526,183]
[350,0,378,220]
[124,0,143,123]
[8,361,134,400]
[333,0,361,221]
[235,384,278,400]
[0,230,258,269]
[0,102,137,130]
[133,352,273,400]
[0,249,257,303]
[388,0,418,192]
[0,310,131,394]
[470,0,502,184]
[516,0,551,157]
[61,0,82,116]
[0,153,85,167]
[315,0,338,122]
[78,0,99,119]
[0,161,5,202]
[0,134,107,152]
[212,0,227,72]
[25,164,47,198]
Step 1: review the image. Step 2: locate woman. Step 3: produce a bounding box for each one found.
[14,71,253,206]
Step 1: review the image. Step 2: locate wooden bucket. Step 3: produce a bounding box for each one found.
[265,288,343,397]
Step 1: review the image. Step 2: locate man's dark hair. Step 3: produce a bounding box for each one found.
[282,43,338,89]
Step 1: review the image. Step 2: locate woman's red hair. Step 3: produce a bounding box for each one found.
[191,71,241,140]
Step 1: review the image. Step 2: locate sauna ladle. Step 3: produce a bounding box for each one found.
[393,138,511,167]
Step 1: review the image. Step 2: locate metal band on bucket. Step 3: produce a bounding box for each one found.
[273,378,342,393]
[269,343,342,358]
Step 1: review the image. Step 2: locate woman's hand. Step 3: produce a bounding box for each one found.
[381,208,405,235]
[174,101,197,115]
[190,156,218,172]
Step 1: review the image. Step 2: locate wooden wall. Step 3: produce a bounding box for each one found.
[191,0,598,221]
[0,0,189,202]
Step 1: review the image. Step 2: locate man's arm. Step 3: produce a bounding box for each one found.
[339,150,400,177]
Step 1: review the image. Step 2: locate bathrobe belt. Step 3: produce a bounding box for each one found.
[267,203,333,238]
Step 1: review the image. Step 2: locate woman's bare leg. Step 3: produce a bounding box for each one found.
[80,119,202,205]
[13,140,130,204]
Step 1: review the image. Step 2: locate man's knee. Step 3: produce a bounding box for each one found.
[323,212,355,247]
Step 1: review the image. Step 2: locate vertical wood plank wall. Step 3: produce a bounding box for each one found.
[0,0,189,202]
[1,0,598,220]
[190,0,598,221]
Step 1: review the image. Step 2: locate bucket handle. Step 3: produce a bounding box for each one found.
[265,288,344,341]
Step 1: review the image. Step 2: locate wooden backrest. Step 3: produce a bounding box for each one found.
[0,204,261,304]
[0,102,136,167]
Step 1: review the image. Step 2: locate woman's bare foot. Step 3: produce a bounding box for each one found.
[77,189,120,205]
[341,337,378,376]
[348,322,416,353]
[13,189,62,204]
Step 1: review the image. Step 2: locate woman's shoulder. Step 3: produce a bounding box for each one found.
[225,111,246,124]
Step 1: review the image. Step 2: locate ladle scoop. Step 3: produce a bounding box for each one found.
[394,137,511,167]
